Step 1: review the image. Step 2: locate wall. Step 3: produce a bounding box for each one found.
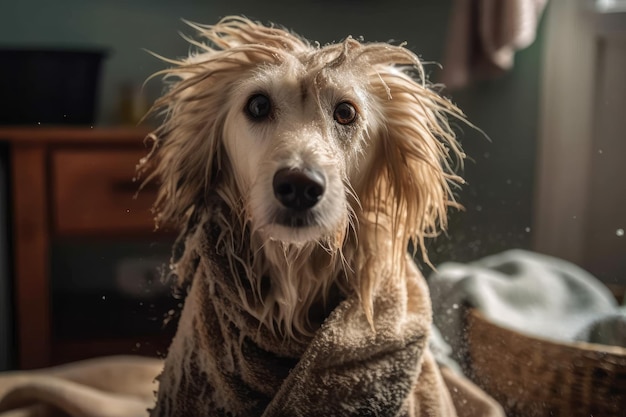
[0,0,544,266]
[585,34,626,284]
[533,2,626,286]
[430,30,544,264]
[1,0,213,124]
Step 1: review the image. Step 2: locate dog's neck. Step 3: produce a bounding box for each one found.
[171,195,350,340]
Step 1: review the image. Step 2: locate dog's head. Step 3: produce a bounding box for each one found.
[142,17,465,260]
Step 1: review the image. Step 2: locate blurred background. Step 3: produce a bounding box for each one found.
[0,0,623,374]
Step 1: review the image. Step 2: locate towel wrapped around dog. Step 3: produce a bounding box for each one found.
[151,212,504,417]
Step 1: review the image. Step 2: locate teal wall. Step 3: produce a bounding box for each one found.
[0,0,545,263]
[432,27,544,264]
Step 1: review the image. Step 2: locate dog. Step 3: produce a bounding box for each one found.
[139,16,468,417]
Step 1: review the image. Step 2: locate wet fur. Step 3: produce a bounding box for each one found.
[139,16,465,350]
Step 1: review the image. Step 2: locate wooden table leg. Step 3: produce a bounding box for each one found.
[11,145,50,369]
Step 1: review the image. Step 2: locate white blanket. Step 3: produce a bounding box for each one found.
[428,249,625,369]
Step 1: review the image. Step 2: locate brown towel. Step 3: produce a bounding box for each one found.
[441,0,548,88]
[150,210,505,416]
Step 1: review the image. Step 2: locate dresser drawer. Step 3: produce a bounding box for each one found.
[53,149,157,235]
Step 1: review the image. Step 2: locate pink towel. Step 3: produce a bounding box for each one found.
[441,0,548,89]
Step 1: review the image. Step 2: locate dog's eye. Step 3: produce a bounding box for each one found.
[246,94,272,120]
[333,102,357,125]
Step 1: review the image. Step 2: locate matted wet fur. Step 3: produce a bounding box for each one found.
[139,16,468,416]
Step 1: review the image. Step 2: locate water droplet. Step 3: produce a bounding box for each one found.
[572,215,577,220]
[135,342,141,348]
[101,295,106,300]
[525,227,531,233]
[506,179,512,185]
[37,122,41,125]
[598,149,603,154]
[617,228,624,237]
[476,205,483,212]
[126,209,130,213]
[452,303,459,309]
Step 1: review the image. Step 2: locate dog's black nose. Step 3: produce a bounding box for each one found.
[273,168,326,211]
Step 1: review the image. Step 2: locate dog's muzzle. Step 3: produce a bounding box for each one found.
[273,168,325,211]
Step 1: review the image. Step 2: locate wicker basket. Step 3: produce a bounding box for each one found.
[466,309,626,417]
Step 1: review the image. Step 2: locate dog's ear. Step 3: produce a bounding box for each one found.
[138,17,309,229]
[356,45,467,264]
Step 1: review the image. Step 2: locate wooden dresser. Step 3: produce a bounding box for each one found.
[0,127,174,370]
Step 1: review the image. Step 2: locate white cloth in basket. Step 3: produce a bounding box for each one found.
[428,249,626,369]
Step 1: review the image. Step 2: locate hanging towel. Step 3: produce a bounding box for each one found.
[441,0,548,88]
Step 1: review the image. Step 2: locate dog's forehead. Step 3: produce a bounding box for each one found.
[241,58,368,104]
